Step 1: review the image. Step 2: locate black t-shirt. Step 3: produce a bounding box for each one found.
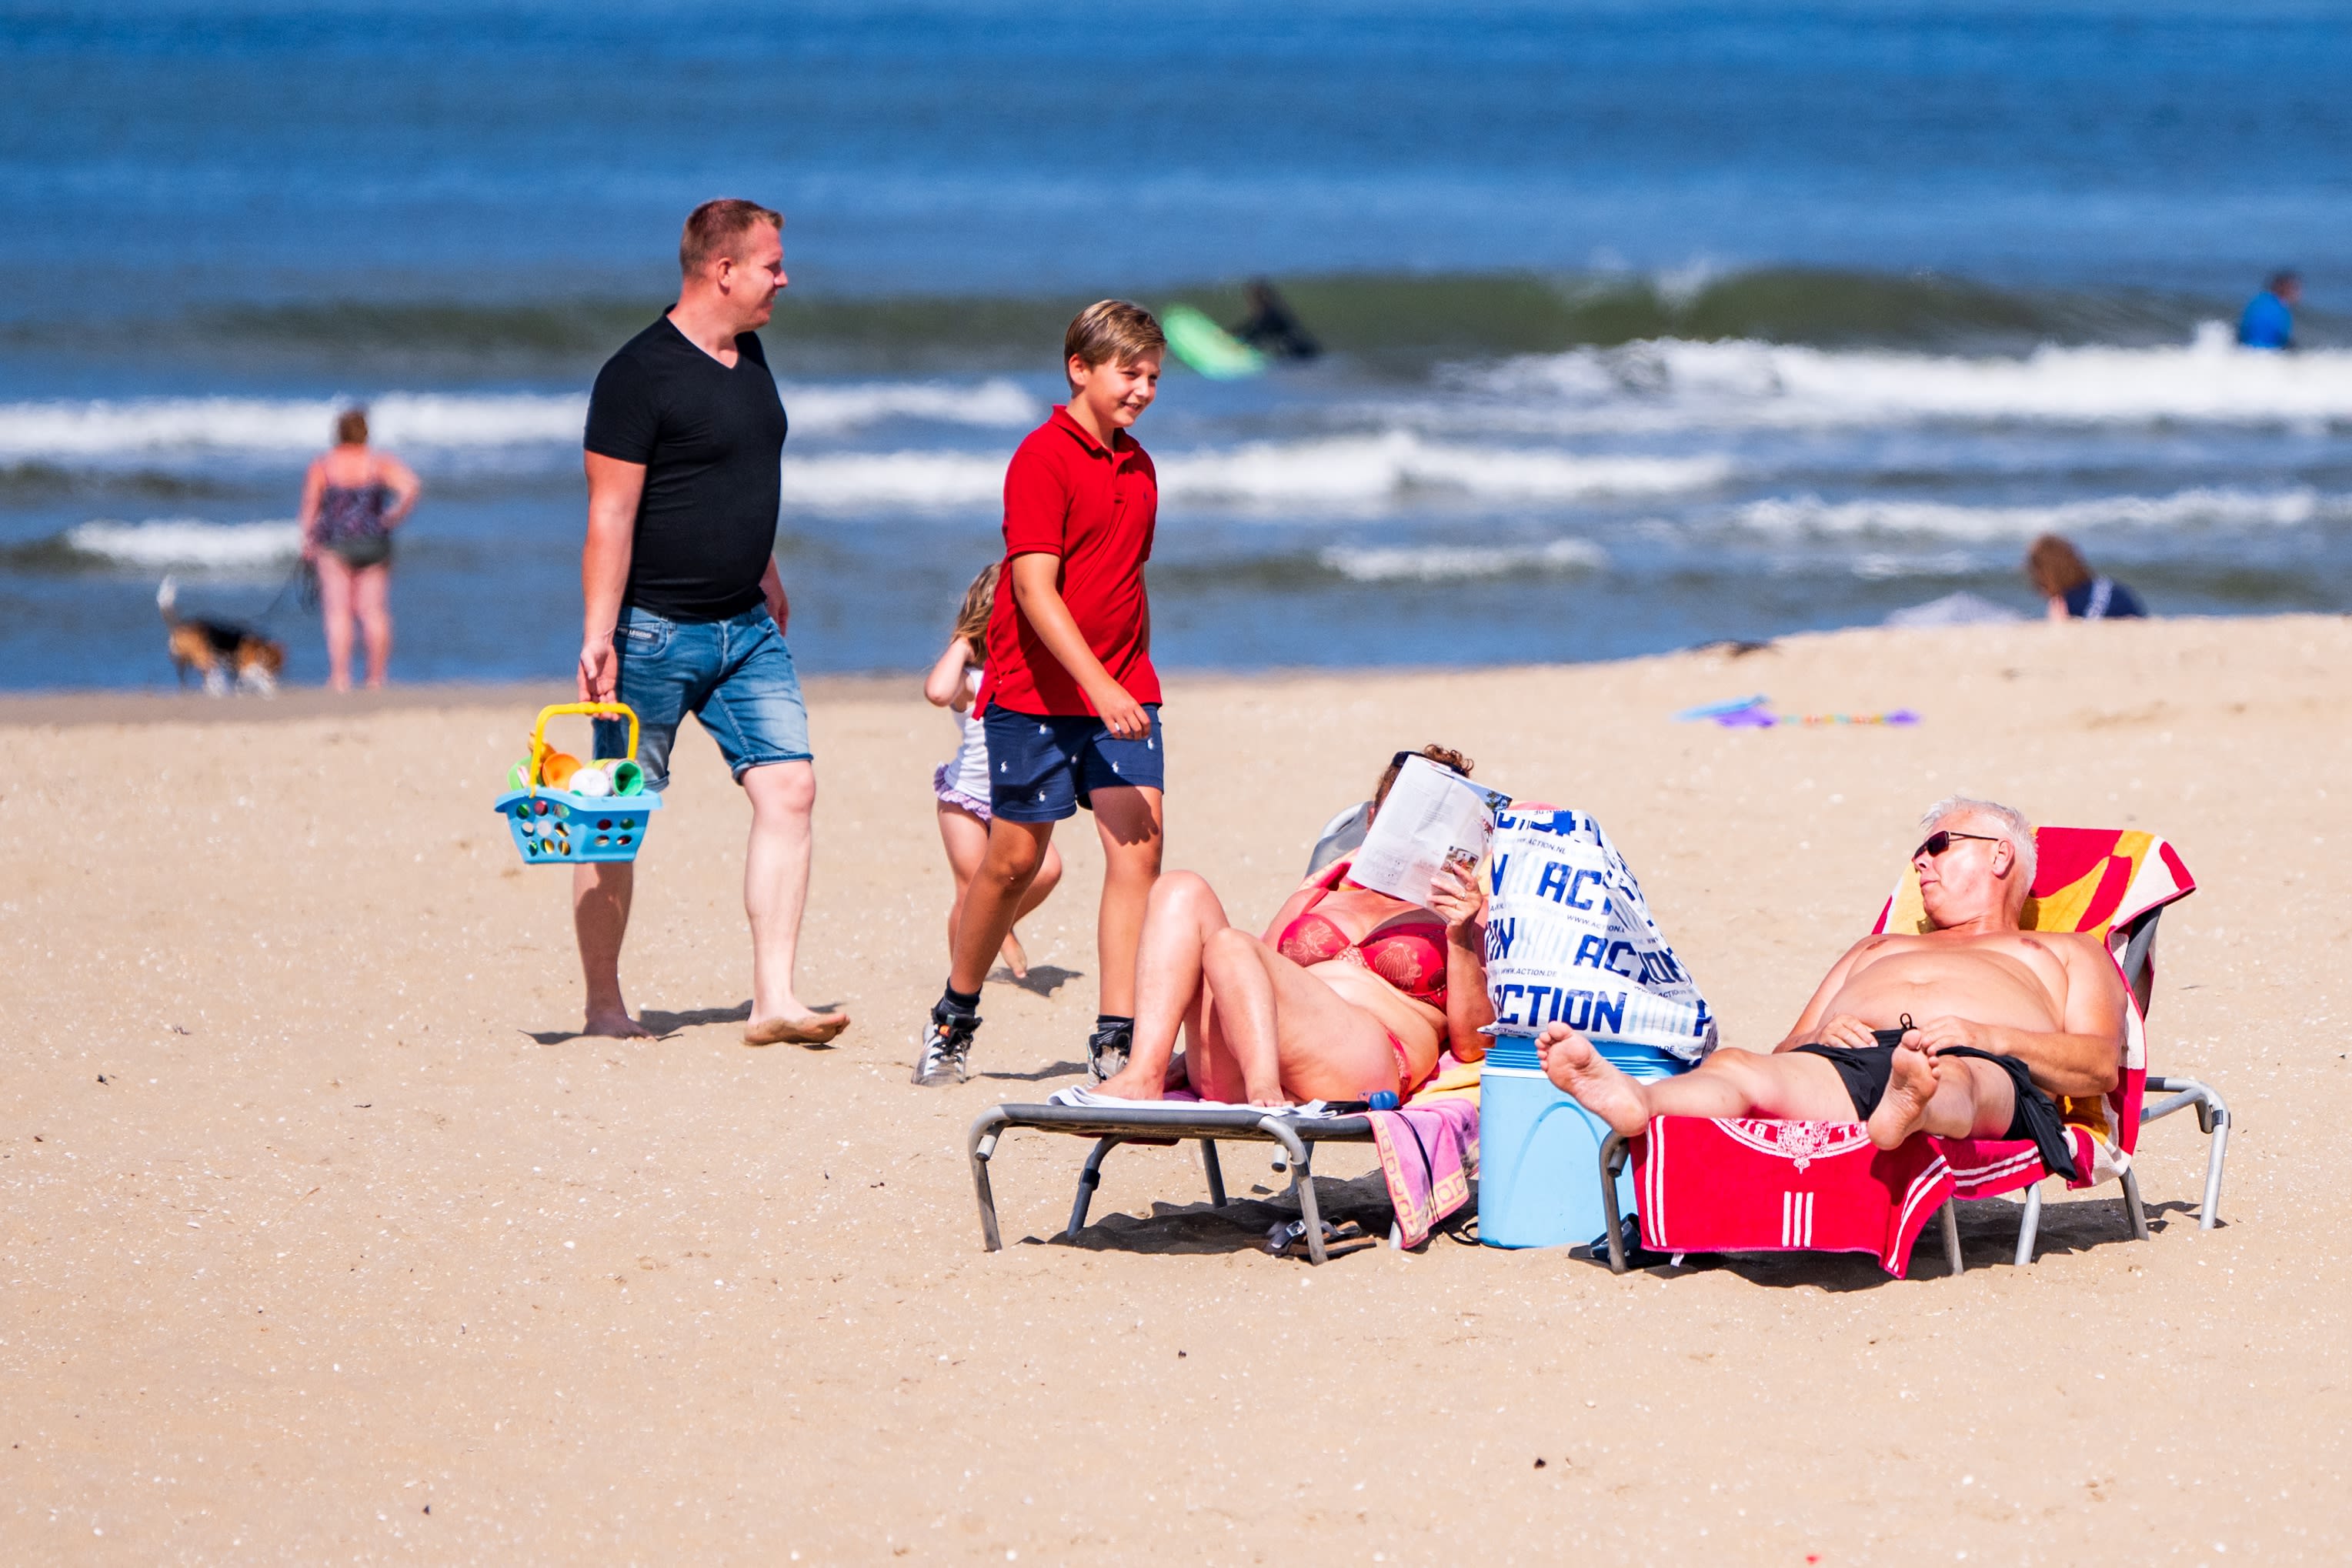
[584,315,788,621]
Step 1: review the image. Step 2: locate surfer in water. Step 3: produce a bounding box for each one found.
[1231,279,1321,361]
[2237,270,2300,350]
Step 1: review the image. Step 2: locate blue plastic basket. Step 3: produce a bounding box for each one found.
[493,785,659,864]
[492,702,662,866]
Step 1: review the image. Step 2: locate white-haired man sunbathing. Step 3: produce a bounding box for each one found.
[1539,796,2123,1176]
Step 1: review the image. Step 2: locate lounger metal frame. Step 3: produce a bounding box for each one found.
[966,1103,1376,1265]
[1595,903,2232,1275]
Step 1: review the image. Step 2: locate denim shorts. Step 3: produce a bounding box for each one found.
[591,606,812,791]
[984,702,1163,822]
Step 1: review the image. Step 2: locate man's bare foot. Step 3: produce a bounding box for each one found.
[1537,1025,1651,1138]
[998,930,1029,979]
[1867,1043,1940,1149]
[583,1009,654,1039]
[743,1009,851,1047]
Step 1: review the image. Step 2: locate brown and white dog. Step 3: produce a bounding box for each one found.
[158,577,284,696]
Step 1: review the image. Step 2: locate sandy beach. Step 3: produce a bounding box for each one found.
[4,616,2348,1563]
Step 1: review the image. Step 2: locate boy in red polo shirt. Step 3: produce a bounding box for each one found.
[915,301,1168,1087]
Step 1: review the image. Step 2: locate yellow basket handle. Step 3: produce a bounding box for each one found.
[529,702,639,771]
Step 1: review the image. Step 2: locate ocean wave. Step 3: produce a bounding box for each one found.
[1470,327,2352,430]
[0,379,1039,459]
[150,269,2246,362]
[781,434,1733,513]
[1737,486,2331,541]
[1318,538,1606,582]
[15,519,308,572]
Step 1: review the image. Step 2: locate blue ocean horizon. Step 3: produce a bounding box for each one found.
[2,0,2347,689]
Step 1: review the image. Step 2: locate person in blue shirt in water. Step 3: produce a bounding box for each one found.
[2237,271,2300,349]
[2027,535,2147,622]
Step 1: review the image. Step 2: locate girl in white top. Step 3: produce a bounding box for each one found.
[925,563,1063,978]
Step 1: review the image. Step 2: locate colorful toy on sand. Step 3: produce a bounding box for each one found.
[491,702,661,865]
[1673,694,1920,730]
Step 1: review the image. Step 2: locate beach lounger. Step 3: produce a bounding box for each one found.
[1596,826,2228,1277]
[966,804,1476,1266]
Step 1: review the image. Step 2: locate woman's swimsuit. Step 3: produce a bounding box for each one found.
[317,480,394,567]
[1274,861,1449,1093]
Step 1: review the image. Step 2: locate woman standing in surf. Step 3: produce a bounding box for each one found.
[299,407,421,690]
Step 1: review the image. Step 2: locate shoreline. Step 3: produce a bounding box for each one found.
[2,612,2341,729]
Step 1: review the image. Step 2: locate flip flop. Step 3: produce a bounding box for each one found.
[742,1012,851,1047]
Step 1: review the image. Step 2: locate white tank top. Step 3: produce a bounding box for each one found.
[941,666,992,799]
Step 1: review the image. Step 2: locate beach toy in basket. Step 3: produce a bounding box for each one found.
[492,702,660,865]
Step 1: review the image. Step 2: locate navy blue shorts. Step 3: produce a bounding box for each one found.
[983,703,1164,822]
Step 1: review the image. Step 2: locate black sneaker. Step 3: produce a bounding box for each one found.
[1086,1019,1132,1083]
[912,1005,979,1087]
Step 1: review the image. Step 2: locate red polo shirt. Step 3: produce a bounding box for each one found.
[979,405,1161,717]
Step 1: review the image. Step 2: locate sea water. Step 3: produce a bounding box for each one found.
[2,1,2347,689]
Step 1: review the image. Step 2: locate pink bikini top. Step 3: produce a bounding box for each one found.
[1273,862,1449,1006]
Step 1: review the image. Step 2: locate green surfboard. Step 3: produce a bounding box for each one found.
[1161,305,1266,380]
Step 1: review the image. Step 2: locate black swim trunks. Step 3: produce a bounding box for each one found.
[1789,1041,2080,1183]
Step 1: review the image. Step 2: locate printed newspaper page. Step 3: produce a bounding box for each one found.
[1347,756,1511,908]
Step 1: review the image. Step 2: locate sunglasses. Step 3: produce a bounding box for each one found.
[1913,829,2002,861]
[1390,749,1467,776]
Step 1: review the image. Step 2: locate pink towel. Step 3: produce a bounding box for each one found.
[1368,1090,1480,1249]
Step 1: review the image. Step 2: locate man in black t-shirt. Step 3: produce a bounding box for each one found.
[572,198,849,1046]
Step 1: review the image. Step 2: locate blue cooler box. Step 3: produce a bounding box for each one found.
[1478,1034,1690,1248]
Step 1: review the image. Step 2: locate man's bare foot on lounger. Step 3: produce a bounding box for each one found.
[584,1007,654,1039]
[1868,1043,1941,1149]
[1536,1023,1651,1138]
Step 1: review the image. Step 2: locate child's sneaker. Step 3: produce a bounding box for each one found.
[1086,1019,1132,1083]
[912,1005,979,1087]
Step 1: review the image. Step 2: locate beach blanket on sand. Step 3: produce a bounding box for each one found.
[1483,804,1716,1060]
[1369,1054,1481,1249]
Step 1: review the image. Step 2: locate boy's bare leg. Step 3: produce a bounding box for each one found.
[948,819,1053,996]
[1096,870,1224,1099]
[1087,784,1164,1017]
[574,860,652,1038]
[1538,1026,1853,1137]
[741,761,850,1044]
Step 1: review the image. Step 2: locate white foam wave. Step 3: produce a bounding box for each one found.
[0,379,1039,459]
[0,394,585,458]
[780,433,1733,514]
[64,518,303,569]
[1471,326,2352,431]
[1319,538,1607,582]
[1739,485,2330,541]
[785,378,1042,434]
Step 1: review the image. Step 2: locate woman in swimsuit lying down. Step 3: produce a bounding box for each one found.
[1091,745,1496,1106]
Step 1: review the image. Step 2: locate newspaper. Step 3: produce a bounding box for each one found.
[1346,755,1512,908]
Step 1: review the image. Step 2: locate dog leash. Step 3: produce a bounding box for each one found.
[258,557,319,620]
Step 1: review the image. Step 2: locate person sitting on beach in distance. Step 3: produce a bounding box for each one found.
[2026,533,2147,622]
[2237,270,2300,350]
[1091,746,1494,1106]
[299,407,420,692]
[923,561,1064,979]
[1229,279,1321,361]
[1536,796,2123,1179]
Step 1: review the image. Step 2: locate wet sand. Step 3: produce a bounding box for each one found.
[3,616,2347,1562]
